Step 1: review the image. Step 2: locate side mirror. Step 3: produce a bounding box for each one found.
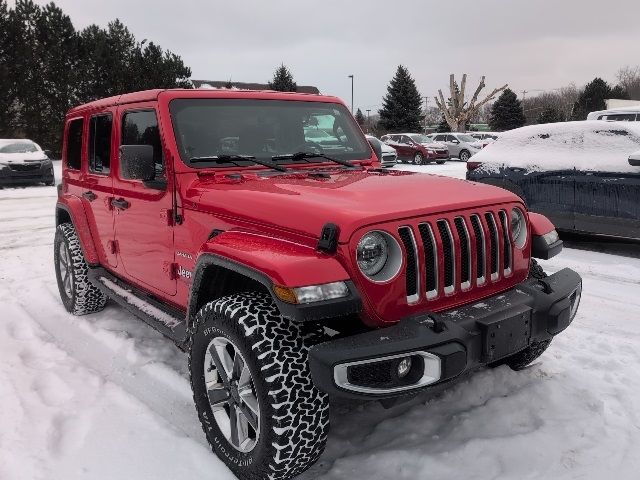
[629,151,640,166]
[451,139,460,144]
[119,145,155,181]
[367,137,383,161]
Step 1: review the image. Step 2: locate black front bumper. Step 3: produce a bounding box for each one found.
[309,268,582,400]
[0,163,54,185]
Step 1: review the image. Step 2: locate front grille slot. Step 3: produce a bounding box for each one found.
[454,217,471,289]
[498,210,512,275]
[398,227,419,303]
[436,220,455,294]
[417,223,438,298]
[470,215,486,285]
[9,162,40,171]
[485,212,500,280]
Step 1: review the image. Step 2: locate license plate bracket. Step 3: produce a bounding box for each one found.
[476,305,532,362]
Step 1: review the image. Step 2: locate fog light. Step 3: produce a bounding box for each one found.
[397,357,412,378]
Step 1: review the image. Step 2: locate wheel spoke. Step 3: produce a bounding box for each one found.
[206,386,229,410]
[235,406,250,448]
[208,344,230,387]
[229,404,239,447]
[238,391,259,430]
[237,364,252,389]
[232,351,244,381]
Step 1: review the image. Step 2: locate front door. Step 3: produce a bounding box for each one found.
[82,112,117,268]
[112,105,176,296]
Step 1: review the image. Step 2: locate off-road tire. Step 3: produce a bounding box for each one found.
[459,150,470,162]
[504,259,552,370]
[54,223,107,315]
[189,292,329,480]
[413,152,424,165]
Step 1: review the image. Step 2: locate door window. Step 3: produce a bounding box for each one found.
[89,114,113,174]
[121,110,165,179]
[66,118,84,170]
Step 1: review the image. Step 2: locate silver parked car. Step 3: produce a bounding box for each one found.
[366,135,397,167]
[431,132,483,161]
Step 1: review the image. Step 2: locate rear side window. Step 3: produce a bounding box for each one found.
[66,118,83,170]
[122,110,165,179]
[89,114,113,174]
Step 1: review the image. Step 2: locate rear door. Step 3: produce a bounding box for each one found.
[82,112,117,268]
[573,128,640,238]
[112,105,176,296]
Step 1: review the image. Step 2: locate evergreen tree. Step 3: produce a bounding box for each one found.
[610,84,629,100]
[570,77,620,120]
[537,106,563,124]
[268,64,297,92]
[0,0,13,137]
[378,65,423,132]
[355,108,365,126]
[489,89,526,131]
[435,115,449,133]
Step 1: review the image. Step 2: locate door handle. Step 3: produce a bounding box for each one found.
[111,198,130,210]
[82,191,97,201]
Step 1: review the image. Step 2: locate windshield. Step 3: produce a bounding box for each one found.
[457,135,477,143]
[169,99,370,167]
[0,141,39,154]
[408,134,433,143]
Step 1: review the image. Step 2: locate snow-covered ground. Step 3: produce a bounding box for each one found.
[1,161,639,480]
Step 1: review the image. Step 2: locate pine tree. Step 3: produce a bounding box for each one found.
[378,65,423,132]
[0,0,12,136]
[537,106,563,124]
[435,115,449,133]
[268,64,297,92]
[610,84,629,100]
[355,108,365,126]
[570,77,618,120]
[489,89,526,131]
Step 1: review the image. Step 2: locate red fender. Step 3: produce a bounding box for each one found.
[199,230,350,287]
[56,196,100,265]
[528,212,556,236]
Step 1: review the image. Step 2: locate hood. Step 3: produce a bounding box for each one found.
[0,151,48,164]
[188,169,520,242]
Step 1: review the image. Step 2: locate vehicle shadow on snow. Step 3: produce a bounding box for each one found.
[559,232,640,259]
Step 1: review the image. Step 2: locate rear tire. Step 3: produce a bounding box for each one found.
[504,259,552,370]
[189,292,329,480]
[459,150,470,162]
[54,223,107,315]
[413,152,424,165]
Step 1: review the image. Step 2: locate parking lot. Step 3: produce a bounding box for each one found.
[1,161,639,480]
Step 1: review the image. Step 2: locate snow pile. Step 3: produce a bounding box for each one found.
[473,121,640,173]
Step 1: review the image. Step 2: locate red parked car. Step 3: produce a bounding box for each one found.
[381,133,449,164]
[55,89,582,480]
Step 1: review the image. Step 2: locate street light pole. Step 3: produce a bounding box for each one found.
[348,75,354,113]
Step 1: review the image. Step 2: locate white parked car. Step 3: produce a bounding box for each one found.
[430,132,484,161]
[365,135,397,167]
[0,139,54,187]
[469,132,501,148]
[587,106,640,121]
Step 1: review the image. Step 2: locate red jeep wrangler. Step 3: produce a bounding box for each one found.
[54,89,582,480]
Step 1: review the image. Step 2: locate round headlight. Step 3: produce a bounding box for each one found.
[510,208,527,248]
[356,231,403,281]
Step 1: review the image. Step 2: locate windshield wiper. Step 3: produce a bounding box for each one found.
[271,152,357,168]
[189,154,287,172]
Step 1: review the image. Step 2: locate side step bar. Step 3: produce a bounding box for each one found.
[87,267,188,349]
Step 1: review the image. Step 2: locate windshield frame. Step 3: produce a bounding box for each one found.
[168,98,372,169]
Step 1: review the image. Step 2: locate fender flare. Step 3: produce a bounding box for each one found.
[56,197,100,265]
[528,212,563,260]
[188,231,360,324]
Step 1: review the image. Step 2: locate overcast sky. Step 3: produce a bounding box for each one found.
[17,0,640,111]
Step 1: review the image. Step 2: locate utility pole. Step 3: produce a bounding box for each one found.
[424,96,429,133]
[366,109,371,133]
[521,90,528,103]
[348,75,354,113]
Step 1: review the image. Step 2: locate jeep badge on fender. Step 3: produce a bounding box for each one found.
[54,88,582,480]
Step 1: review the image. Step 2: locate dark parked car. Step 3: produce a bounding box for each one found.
[467,121,640,239]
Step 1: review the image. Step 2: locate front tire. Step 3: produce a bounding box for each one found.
[459,150,470,162]
[189,292,329,480]
[504,259,552,370]
[54,223,107,315]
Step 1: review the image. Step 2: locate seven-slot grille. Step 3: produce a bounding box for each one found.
[398,209,514,303]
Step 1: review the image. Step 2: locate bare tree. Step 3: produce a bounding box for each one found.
[521,84,579,124]
[617,65,640,100]
[435,74,508,132]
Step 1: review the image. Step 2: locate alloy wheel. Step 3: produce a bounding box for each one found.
[204,336,260,453]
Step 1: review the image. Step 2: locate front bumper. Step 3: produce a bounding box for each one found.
[309,268,581,400]
[0,163,54,185]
